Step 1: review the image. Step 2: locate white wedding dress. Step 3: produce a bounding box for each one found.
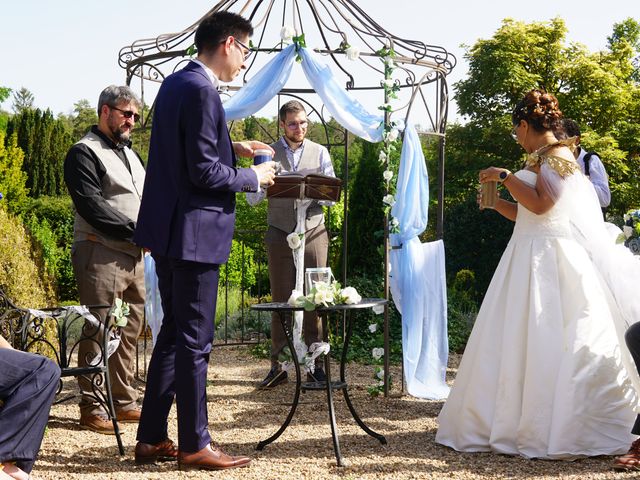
[436,169,639,459]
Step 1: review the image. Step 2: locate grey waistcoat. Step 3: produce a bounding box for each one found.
[267,140,324,233]
[73,132,145,257]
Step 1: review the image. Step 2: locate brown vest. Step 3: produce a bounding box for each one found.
[73,132,146,257]
[267,140,325,233]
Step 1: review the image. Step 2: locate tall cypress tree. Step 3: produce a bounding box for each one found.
[346,138,385,277]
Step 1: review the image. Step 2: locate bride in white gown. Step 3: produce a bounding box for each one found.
[436,89,640,459]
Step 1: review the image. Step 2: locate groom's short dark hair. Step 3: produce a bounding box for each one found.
[195,11,253,54]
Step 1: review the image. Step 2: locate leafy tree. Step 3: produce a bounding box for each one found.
[11,87,35,114]
[0,86,10,103]
[0,131,29,213]
[346,138,385,276]
[453,17,640,217]
[442,17,640,302]
[70,99,98,140]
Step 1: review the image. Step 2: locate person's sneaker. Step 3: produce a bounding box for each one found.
[79,413,116,435]
[307,367,327,383]
[258,366,288,389]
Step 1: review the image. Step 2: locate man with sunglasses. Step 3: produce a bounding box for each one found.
[247,100,336,389]
[64,85,146,435]
[133,11,276,472]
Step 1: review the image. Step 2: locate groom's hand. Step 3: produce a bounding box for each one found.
[251,161,276,188]
[233,141,275,158]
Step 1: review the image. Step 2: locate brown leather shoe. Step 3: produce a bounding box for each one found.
[178,445,251,471]
[79,413,115,435]
[116,406,141,423]
[613,438,640,471]
[134,439,178,465]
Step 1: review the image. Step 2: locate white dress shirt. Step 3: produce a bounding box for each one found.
[576,147,611,208]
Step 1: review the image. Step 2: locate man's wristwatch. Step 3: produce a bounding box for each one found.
[499,170,511,182]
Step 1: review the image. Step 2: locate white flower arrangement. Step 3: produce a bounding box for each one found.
[372,347,384,360]
[286,232,304,250]
[383,170,394,183]
[288,280,362,311]
[345,45,360,61]
[109,298,130,328]
[383,194,396,207]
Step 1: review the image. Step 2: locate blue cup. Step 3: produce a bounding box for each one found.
[253,148,273,165]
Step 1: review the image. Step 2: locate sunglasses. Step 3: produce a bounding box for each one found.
[110,106,140,123]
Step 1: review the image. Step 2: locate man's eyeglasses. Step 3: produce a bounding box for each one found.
[232,37,253,61]
[285,120,308,130]
[110,106,140,123]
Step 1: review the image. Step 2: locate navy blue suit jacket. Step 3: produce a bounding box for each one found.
[134,61,258,264]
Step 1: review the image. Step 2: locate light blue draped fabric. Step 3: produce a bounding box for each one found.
[144,254,164,347]
[224,44,297,121]
[297,48,384,142]
[390,125,449,399]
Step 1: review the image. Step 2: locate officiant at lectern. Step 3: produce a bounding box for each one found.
[247,100,336,389]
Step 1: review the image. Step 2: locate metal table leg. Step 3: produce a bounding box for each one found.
[322,313,343,466]
[256,312,302,450]
[340,310,387,445]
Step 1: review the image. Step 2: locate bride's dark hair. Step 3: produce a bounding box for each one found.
[512,89,563,132]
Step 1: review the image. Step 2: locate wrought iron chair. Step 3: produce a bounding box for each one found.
[0,289,125,455]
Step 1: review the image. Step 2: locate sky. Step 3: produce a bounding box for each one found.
[1,0,638,123]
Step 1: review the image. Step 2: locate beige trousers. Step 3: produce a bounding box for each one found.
[266,224,329,368]
[71,240,144,415]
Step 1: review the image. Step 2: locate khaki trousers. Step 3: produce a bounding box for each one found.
[266,224,329,368]
[71,240,144,415]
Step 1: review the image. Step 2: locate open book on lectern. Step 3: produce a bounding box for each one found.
[267,171,342,202]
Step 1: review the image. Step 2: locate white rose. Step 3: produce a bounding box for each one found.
[390,217,399,228]
[372,347,384,360]
[312,281,335,306]
[340,286,361,305]
[382,78,395,89]
[378,150,387,163]
[280,25,296,42]
[386,129,399,142]
[287,289,303,306]
[372,305,384,314]
[385,57,394,69]
[377,380,385,387]
[368,323,377,333]
[286,232,303,250]
[383,170,393,182]
[624,225,634,239]
[345,45,360,61]
[383,194,395,206]
[376,369,385,380]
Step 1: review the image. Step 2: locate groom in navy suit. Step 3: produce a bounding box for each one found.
[133,11,276,471]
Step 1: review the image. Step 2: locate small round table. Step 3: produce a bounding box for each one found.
[251,298,388,466]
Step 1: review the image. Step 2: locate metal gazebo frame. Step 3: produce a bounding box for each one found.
[119,0,455,396]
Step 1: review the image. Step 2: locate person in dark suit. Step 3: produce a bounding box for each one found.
[133,11,276,472]
[0,334,61,480]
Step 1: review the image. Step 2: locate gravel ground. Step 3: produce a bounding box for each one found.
[32,348,638,479]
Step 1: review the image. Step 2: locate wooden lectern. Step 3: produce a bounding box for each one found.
[267,173,342,201]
